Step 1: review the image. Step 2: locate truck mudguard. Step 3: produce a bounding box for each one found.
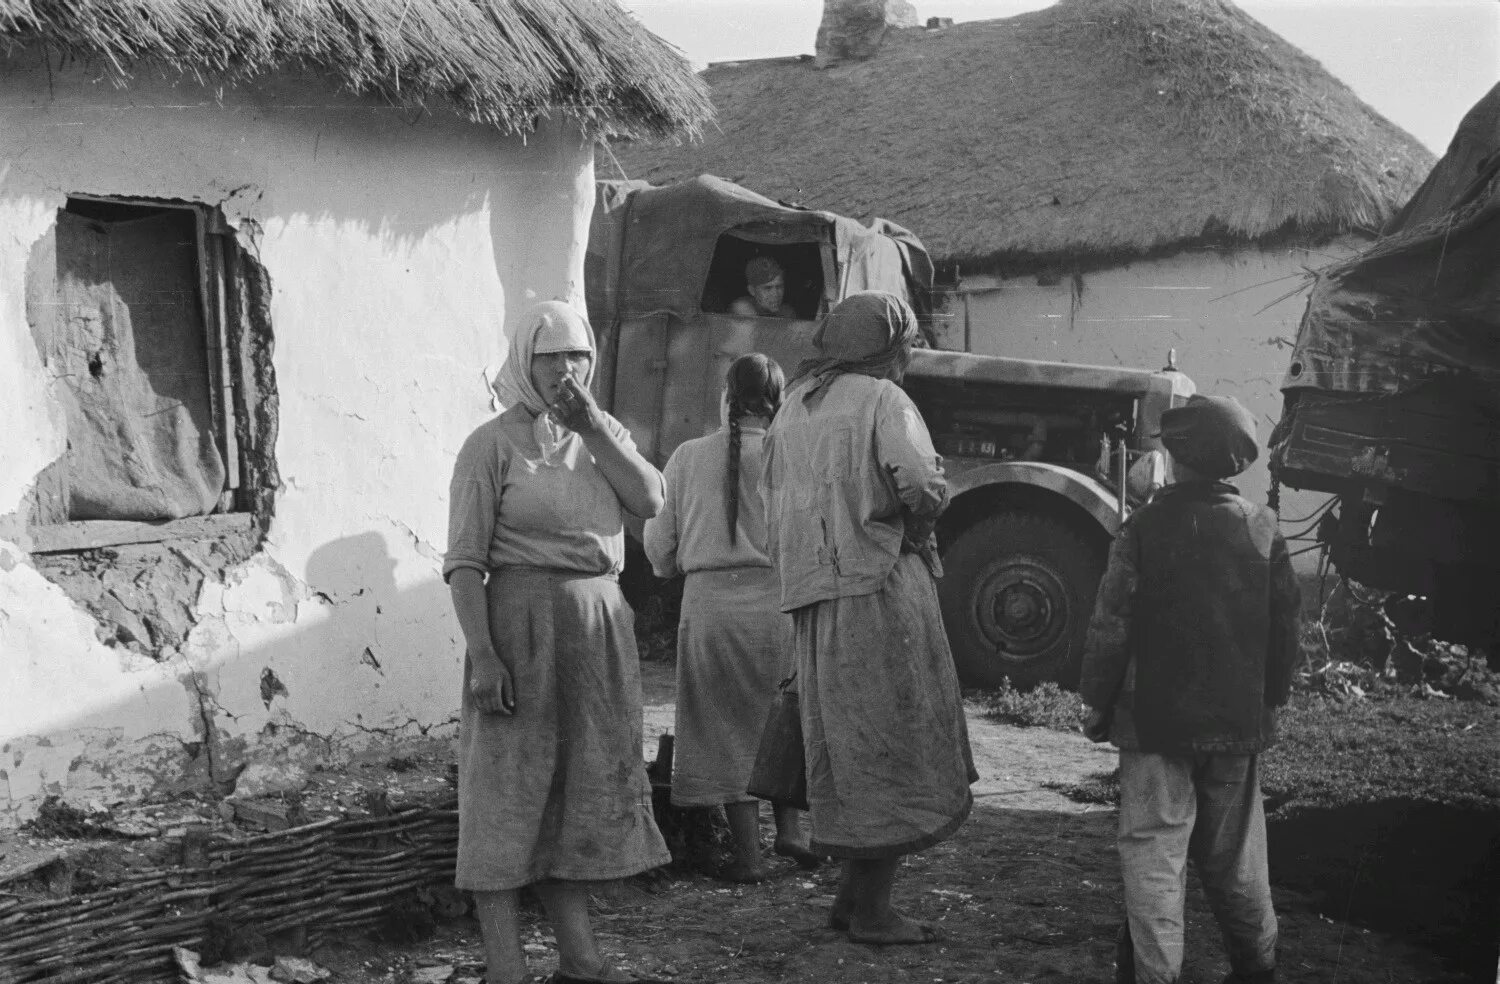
[948,461,1122,537]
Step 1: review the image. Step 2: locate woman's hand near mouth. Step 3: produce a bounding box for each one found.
[550,374,605,437]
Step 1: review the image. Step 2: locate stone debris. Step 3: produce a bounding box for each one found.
[174,948,274,984]
[269,955,332,983]
[173,950,333,984]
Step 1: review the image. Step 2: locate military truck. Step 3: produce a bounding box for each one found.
[587,175,1194,688]
[1270,83,1500,658]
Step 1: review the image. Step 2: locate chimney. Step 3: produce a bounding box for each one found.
[814,0,919,68]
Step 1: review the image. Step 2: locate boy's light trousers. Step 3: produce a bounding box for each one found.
[1117,750,1278,983]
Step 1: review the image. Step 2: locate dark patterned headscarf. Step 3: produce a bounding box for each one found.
[791,291,919,404]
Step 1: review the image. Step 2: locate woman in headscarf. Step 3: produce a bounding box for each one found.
[761,291,975,945]
[643,353,819,883]
[445,301,671,984]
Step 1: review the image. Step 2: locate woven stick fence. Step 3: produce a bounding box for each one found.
[0,798,459,984]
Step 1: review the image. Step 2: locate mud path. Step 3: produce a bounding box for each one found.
[5,660,1479,983]
[643,661,1121,815]
[472,662,1458,984]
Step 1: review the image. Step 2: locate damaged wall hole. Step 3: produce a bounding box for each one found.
[23,191,280,664]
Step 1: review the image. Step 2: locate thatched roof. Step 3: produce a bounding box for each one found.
[610,0,1432,271]
[0,0,712,139]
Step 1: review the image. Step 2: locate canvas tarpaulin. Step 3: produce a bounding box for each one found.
[28,208,226,522]
[587,174,930,328]
[1283,83,1500,400]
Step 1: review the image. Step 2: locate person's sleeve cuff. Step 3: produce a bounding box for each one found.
[442,559,488,583]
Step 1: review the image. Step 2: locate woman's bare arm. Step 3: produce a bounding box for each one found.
[552,375,665,518]
[449,568,514,715]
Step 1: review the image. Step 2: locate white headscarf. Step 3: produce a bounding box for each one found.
[493,301,597,465]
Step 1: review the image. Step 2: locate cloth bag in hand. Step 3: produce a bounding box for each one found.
[746,675,808,810]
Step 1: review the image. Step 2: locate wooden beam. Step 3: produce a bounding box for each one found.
[27,513,254,554]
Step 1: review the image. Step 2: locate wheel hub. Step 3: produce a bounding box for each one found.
[996,580,1052,635]
[974,560,1070,661]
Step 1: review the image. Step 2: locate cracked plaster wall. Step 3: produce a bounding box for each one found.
[951,242,1369,547]
[0,57,595,825]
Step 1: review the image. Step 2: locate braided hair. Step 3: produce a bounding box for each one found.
[724,353,785,545]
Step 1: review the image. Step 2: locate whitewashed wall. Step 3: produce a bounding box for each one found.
[0,59,595,824]
[944,242,1364,552]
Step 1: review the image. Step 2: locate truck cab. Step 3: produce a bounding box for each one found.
[587,175,1193,688]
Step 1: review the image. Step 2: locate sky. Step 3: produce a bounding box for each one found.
[617,0,1499,156]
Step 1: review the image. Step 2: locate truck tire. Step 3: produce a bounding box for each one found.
[937,510,1105,690]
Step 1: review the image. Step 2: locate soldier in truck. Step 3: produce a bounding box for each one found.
[729,256,798,319]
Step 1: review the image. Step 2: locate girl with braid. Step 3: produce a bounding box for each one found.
[644,353,819,881]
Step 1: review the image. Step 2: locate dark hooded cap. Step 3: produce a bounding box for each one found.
[1157,394,1259,479]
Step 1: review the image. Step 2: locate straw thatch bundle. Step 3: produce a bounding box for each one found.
[612,0,1431,271]
[0,0,712,138]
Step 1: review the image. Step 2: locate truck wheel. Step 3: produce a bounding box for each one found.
[938,510,1105,690]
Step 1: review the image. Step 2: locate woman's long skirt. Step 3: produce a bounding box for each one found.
[795,553,976,858]
[671,566,788,807]
[455,567,671,891]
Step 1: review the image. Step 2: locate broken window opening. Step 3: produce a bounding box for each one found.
[25,195,278,555]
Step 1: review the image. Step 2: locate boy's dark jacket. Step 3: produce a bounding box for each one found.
[1080,480,1301,754]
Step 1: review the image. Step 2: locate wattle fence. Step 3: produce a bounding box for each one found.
[0,799,460,984]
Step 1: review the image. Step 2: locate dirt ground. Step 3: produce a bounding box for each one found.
[307,661,1479,984]
[3,660,1490,983]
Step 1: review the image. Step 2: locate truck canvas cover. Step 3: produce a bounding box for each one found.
[586,174,933,329]
[1283,82,1500,402]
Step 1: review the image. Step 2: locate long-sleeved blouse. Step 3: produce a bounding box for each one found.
[643,425,772,579]
[444,404,645,579]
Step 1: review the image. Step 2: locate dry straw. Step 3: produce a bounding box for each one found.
[613,0,1431,271]
[0,0,712,138]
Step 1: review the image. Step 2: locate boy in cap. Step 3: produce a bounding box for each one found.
[1080,394,1301,984]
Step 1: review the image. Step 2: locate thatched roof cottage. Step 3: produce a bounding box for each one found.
[612,0,1433,513]
[0,0,708,824]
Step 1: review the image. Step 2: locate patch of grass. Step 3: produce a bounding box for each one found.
[1264,691,1500,815]
[1266,692,1500,980]
[1027,690,1500,817]
[978,680,1086,732]
[1045,769,1120,807]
